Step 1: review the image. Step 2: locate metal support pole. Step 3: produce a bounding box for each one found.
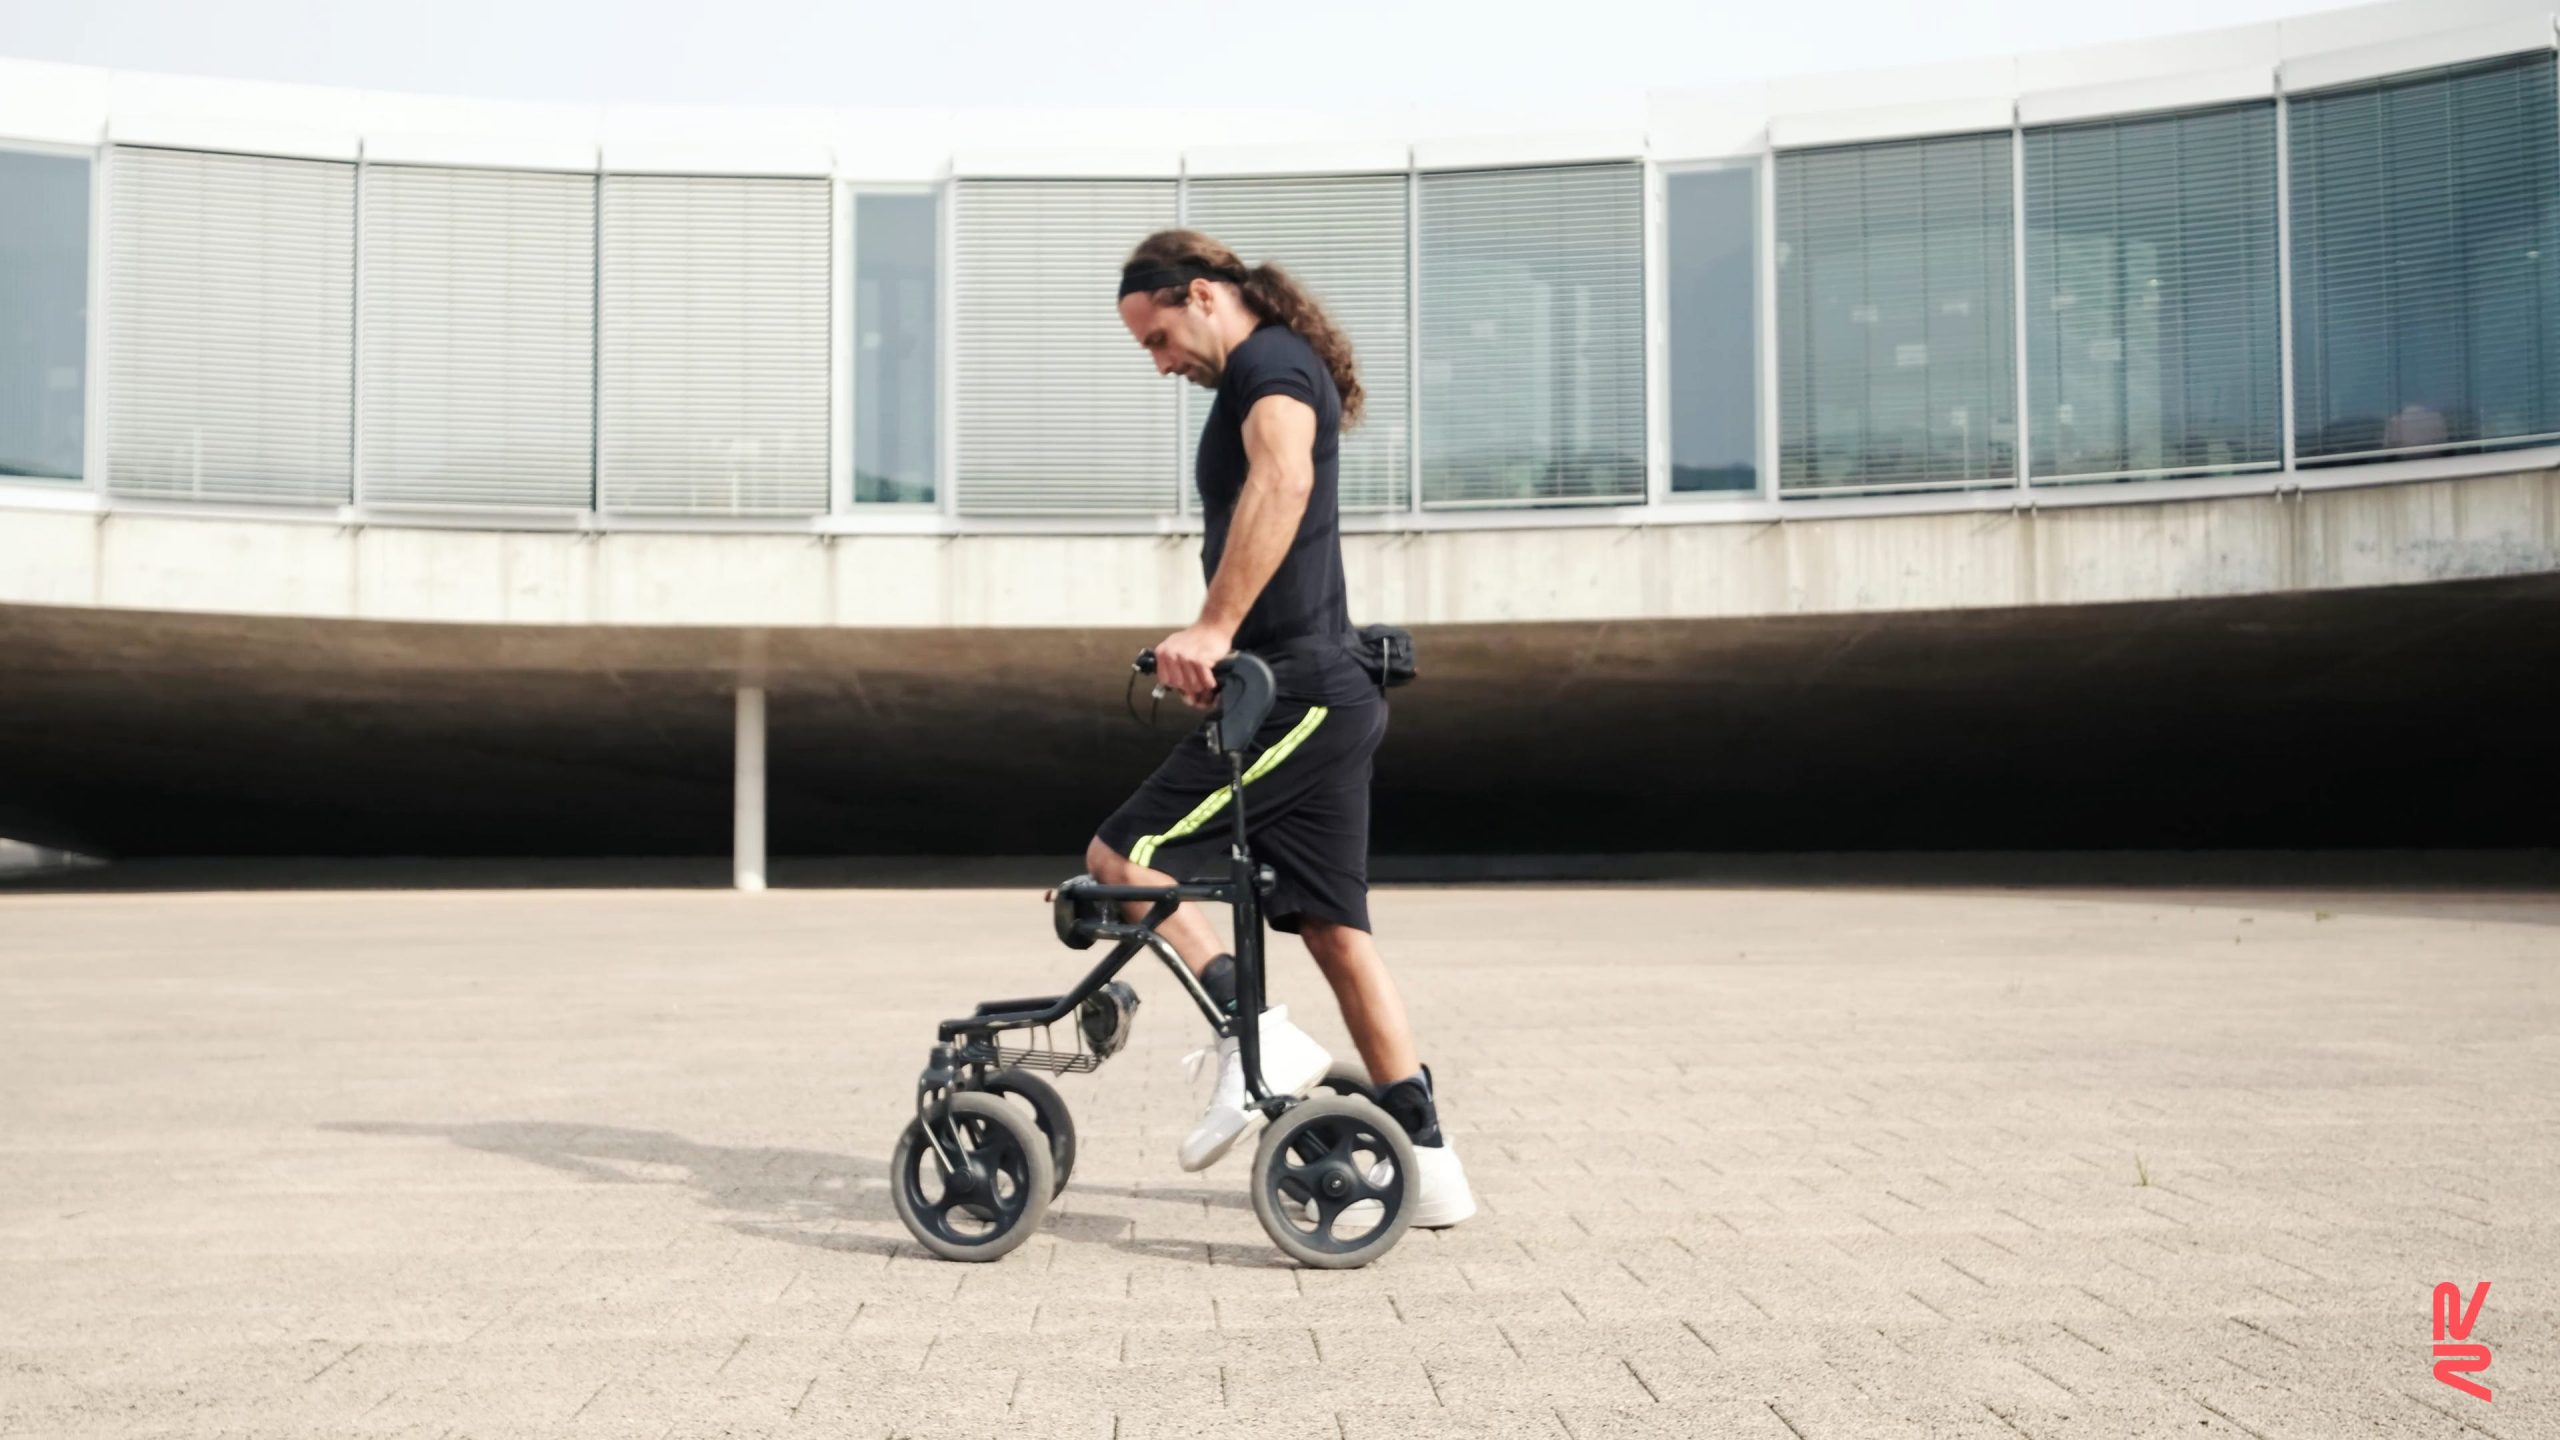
[734,686,766,893]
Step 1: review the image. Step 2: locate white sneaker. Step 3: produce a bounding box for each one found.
[1310,1139,1476,1230]
[1405,1139,1477,1229]
[1179,1005,1332,1172]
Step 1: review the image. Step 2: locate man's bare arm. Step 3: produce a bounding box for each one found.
[1150,394,1318,704]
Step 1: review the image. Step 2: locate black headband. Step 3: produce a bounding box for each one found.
[1118,261,1242,300]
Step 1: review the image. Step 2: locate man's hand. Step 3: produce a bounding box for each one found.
[1151,623,1235,709]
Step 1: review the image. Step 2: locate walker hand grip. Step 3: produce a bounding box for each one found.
[1129,649,1275,754]
[1209,653,1277,755]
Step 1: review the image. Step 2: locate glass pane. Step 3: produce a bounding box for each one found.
[1418,164,1646,507]
[108,147,354,505]
[1777,132,2016,492]
[359,165,595,509]
[0,150,90,482]
[1666,166,1758,494]
[950,179,1177,515]
[856,192,939,504]
[2290,54,2560,461]
[2025,103,2281,481]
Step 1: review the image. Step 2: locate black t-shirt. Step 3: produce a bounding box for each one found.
[1197,323,1374,704]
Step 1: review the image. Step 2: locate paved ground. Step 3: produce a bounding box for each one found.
[1,879,2554,1439]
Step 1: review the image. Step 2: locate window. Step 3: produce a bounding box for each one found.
[854,193,940,505]
[1185,173,1410,512]
[951,179,1178,516]
[359,165,596,509]
[1665,164,1759,494]
[1777,132,2016,492]
[1417,164,1646,507]
[108,146,354,505]
[2290,53,2560,462]
[952,178,1177,512]
[2025,103,2281,481]
[597,174,832,517]
[0,149,88,484]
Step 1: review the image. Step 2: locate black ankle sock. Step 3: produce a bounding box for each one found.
[1199,953,1239,1017]
[1377,1068,1443,1147]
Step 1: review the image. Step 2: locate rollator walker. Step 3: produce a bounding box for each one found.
[888,650,1418,1268]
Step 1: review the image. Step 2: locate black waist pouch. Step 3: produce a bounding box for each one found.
[1354,623,1418,691]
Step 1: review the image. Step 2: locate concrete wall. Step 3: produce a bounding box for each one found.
[5,466,2555,631]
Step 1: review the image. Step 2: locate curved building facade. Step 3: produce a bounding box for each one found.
[4,0,2559,866]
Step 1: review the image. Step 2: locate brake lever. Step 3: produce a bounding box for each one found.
[1136,647,1223,710]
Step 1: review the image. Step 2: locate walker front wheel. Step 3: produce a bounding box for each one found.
[891,1090,1054,1262]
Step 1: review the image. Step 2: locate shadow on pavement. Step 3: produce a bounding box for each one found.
[321,1118,1248,1267]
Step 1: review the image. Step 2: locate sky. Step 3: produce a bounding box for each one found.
[0,0,2353,112]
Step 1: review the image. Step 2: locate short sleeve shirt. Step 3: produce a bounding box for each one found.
[1196,323,1372,703]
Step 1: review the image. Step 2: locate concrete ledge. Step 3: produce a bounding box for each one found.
[5,468,2555,630]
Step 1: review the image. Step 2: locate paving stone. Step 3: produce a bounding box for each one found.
[1,884,2551,1439]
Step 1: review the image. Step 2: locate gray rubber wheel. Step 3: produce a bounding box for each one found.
[976,1069,1075,1198]
[1248,1093,1416,1269]
[891,1090,1054,1263]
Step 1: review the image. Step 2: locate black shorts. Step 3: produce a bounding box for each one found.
[1096,696,1386,935]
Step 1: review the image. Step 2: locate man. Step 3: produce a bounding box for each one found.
[1086,229,1473,1228]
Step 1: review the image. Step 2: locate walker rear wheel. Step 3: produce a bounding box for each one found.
[975,1068,1076,1198]
[1248,1094,1415,1269]
[1313,1062,1376,1103]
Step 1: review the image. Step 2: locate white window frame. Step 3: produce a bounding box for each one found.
[843,179,945,515]
[1655,154,1768,511]
[0,138,101,496]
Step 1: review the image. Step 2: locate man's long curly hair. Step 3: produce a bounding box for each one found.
[1125,229,1364,428]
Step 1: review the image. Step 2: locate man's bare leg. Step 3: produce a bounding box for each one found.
[1085,836,1224,979]
[1090,838,1338,1172]
[1300,916,1473,1225]
[1296,918,1418,1084]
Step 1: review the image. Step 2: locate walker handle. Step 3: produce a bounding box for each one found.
[1128,649,1276,754]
